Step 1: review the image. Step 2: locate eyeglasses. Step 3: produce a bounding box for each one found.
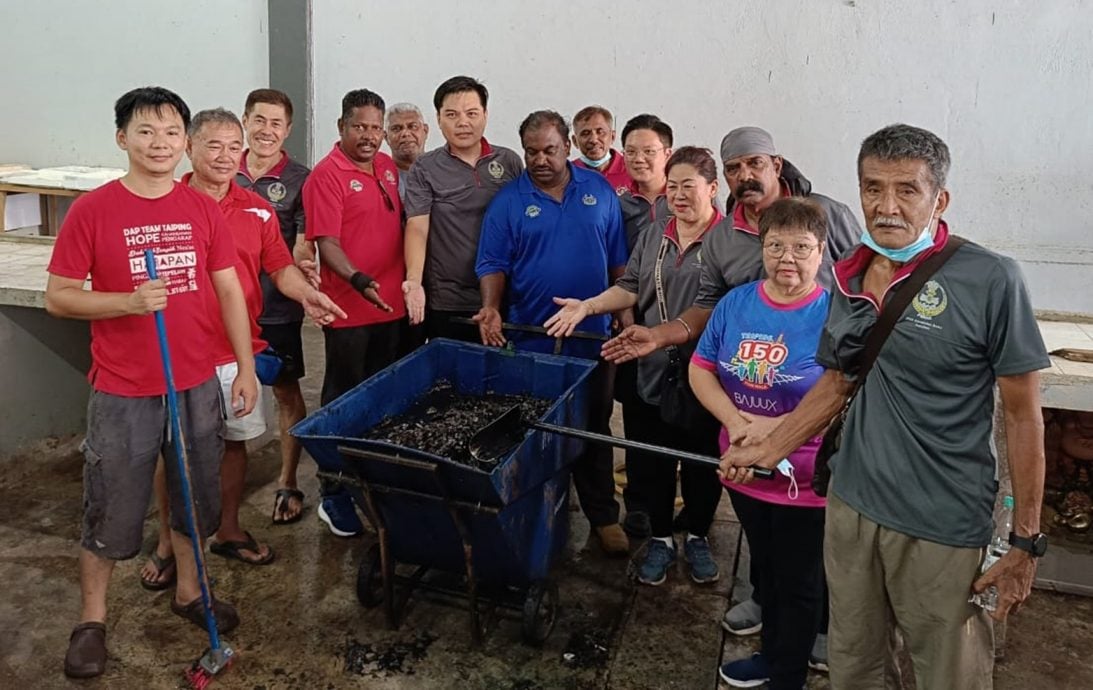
[623,147,665,159]
[763,241,819,259]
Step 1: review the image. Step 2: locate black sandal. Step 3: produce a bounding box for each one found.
[209,531,275,565]
[272,488,305,524]
[139,552,176,591]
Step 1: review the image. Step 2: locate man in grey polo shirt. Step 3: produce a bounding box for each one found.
[402,75,522,341]
[725,124,1049,689]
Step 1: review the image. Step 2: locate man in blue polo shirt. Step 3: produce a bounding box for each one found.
[475,110,630,554]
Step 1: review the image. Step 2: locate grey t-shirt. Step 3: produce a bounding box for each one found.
[236,155,310,325]
[403,141,523,312]
[817,236,1050,548]
[616,215,717,405]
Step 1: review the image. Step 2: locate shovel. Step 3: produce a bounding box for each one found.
[469,404,775,479]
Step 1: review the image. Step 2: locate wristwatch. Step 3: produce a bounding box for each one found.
[1008,532,1049,557]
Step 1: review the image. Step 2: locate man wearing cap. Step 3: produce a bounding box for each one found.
[384,102,429,199]
[601,126,860,657]
[402,76,523,342]
[572,105,632,194]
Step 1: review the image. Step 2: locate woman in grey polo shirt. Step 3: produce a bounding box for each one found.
[546,147,724,586]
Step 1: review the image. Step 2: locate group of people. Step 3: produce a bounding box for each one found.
[46,75,1050,690]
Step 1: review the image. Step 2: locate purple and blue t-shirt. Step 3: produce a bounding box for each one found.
[692,280,830,507]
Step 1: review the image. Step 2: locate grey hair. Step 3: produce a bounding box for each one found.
[386,102,424,126]
[857,123,951,191]
[188,107,243,138]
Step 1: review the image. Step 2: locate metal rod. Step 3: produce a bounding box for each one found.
[450,316,609,342]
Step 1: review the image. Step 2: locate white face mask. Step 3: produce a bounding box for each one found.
[776,458,799,501]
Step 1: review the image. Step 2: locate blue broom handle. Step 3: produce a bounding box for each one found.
[144,249,221,651]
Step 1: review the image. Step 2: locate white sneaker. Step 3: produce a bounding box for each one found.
[722,598,762,635]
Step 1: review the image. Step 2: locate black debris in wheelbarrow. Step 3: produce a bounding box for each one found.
[560,626,611,669]
[364,382,552,468]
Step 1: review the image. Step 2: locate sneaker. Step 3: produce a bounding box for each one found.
[718,652,770,688]
[722,598,762,635]
[684,536,719,583]
[637,538,676,586]
[622,510,651,539]
[595,523,630,556]
[317,492,363,537]
[808,632,829,673]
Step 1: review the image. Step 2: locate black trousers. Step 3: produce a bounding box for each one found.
[319,320,401,497]
[729,489,825,690]
[615,360,646,514]
[424,308,481,343]
[624,398,722,538]
[747,549,830,632]
[573,362,620,528]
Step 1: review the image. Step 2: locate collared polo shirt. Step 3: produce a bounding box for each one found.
[237,150,311,325]
[303,143,405,328]
[476,164,628,359]
[817,222,1050,548]
[616,211,723,404]
[403,138,523,312]
[573,149,633,196]
[618,182,670,254]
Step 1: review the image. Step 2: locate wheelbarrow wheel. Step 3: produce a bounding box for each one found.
[356,543,383,608]
[521,579,558,646]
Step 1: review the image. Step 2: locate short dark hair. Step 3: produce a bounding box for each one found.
[573,105,614,129]
[115,86,190,131]
[621,114,673,149]
[519,110,569,142]
[188,108,243,138]
[666,146,718,183]
[244,88,294,123]
[433,75,489,112]
[340,89,385,122]
[758,197,829,245]
[857,123,951,191]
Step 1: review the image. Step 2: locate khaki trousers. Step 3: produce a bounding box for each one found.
[825,492,994,689]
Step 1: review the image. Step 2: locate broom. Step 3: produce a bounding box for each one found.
[144,249,235,688]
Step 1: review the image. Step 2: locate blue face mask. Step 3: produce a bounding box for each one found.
[579,151,612,168]
[861,194,940,263]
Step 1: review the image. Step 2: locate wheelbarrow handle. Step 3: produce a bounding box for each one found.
[530,420,775,479]
[450,316,609,342]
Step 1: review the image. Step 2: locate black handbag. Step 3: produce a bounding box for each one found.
[653,236,709,431]
[812,236,967,496]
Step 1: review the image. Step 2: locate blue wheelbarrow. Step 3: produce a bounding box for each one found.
[291,339,598,645]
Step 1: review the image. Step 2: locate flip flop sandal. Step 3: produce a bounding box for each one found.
[139,552,177,591]
[171,596,239,634]
[209,531,276,565]
[272,488,306,525]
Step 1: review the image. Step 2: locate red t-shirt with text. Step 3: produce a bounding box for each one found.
[303,143,406,327]
[182,175,294,365]
[47,180,238,396]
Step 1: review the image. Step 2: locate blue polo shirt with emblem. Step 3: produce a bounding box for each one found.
[476,164,627,359]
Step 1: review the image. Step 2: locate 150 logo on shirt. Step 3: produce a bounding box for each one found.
[736,339,788,365]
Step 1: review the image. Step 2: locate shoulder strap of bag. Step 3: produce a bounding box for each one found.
[653,235,683,368]
[855,235,967,384]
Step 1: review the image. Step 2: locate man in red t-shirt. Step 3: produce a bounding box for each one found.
[571,105,633,193]
[46,87,256,679]
[140,109,345,584]
[303,88,406,536]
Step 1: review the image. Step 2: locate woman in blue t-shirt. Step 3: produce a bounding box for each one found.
[689,197,830,690]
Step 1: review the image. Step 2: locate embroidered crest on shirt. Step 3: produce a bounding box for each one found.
[384,170,396,184]
[615,185,627,196]
[525,205,541,218]
[243,207,272,222]
[722,334,802,391]
[349,179,363,192]
[267,181,287,203]
[582,194,597,206]
[912,280,948,319]
[488,160,504,179]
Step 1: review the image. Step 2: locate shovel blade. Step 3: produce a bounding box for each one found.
[468,404,530,464]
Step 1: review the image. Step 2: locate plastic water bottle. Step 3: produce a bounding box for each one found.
[969,494,1014,612]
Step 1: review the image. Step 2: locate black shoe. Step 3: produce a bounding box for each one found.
[622,511,651,539]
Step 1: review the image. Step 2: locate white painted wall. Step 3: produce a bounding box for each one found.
[311,0,1093,315]
[0,1,268,170]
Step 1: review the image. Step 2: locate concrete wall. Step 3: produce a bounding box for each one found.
[311,1,1093,315]
[0,0,269,170]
